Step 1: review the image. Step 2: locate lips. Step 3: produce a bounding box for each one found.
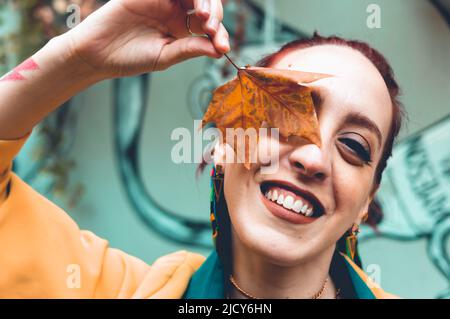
[260,181,325,224]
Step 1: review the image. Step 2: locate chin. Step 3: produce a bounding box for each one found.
[233,221,325,267]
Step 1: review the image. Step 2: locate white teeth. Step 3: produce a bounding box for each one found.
[272,190,279,201]
[301,204,308,214]
[265,188,317,217]
[277,194,285,205]
[283,196,294,209]
[292,200,303,213]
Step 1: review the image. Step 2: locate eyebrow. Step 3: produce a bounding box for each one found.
[310,89,383,149]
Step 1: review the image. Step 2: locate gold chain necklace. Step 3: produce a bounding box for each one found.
[229,275,332,299]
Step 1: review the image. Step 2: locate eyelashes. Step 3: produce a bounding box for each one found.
[337,133,373,165]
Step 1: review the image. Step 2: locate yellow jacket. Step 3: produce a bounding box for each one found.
[0,135,396,298]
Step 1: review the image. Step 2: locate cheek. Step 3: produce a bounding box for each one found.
[254,132,283,170]
[222,163,254,220]
[332,155,374,217]
[222,166,260,248]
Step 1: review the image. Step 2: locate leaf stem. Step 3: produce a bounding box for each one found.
[224,53,242,70]
[206,34,243,70]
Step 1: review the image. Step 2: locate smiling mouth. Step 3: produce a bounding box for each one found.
[260,181,325,224]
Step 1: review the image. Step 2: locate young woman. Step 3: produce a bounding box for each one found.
[0,0,403,298]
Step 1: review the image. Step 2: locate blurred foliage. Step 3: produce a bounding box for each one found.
[0,0,105,208]
[8,0,104,61]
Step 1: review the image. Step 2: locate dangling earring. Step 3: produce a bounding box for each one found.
[345,223,360,261]
[210,165,224,246]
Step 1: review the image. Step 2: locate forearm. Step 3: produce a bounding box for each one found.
[0,34,105,140]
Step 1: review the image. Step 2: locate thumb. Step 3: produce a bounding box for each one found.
[155,36,222,70]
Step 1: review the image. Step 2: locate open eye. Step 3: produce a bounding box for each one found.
[337,132,372,165]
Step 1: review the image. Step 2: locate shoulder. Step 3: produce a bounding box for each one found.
[153,250,206,271]
[136,250,206,298]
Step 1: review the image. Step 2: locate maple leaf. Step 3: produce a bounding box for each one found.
[202,66,330,168]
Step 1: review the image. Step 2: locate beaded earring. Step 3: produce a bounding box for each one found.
[210,165,224,246]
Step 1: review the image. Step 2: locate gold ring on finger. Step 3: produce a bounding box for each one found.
[186,9,197,36]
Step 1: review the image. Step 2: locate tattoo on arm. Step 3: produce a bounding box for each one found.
[0,58,39,82]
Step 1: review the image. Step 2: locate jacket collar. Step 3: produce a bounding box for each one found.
[184,250,225,299]
[184,250,379,299]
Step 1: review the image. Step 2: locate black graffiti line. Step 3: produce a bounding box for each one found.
[405,137,450,219]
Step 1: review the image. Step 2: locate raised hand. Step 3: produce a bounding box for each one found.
[66,0,230,77]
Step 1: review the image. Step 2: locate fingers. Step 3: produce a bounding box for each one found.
[202,0,223,35]
[193,0,210,20]
[183,0,229,54]
[201,0,229,53]
[156,36,222,71]
[211,23,229,53]
[183,0,213,26]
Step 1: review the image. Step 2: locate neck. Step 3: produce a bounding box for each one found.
[230,233,337,299]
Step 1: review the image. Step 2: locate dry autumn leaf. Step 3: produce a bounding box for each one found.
[202,66,330,168]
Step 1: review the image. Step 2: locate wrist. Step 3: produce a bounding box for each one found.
[44,33,109,84]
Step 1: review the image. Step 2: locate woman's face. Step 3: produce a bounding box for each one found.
[221,44,393,266]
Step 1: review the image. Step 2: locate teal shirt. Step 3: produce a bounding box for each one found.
[184,251,377,299]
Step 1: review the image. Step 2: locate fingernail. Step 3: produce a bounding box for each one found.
[208,17,219,32]
[201,0,210,14]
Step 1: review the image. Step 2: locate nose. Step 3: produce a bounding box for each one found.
[288,143,330,181]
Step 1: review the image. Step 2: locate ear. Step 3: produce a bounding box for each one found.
[212,142,234,171]
[212,142,226,167]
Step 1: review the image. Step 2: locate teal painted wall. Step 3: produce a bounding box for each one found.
[2,0,450,298]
